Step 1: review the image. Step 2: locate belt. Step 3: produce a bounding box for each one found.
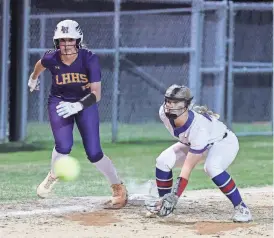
[208,132,228,146]
[180,132,228,147]
[223,132,228,139]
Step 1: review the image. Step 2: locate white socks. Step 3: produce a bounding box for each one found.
[50,147,67,178]
[94,155,121,185]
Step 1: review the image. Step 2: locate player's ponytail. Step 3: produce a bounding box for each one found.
[192,105,220,119]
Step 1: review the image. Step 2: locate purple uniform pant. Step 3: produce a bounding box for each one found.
[48,96,103,163]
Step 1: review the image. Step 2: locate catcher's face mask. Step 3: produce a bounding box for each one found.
[164,84,193,119]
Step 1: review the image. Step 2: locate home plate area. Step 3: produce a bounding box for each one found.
[0,187,272,238]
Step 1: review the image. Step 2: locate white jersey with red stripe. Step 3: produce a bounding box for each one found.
[159,105,227,154]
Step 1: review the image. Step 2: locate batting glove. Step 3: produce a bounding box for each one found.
[56,101,83,118]
[28,73,40,92]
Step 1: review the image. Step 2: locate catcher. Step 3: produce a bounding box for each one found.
[145,84,252,222]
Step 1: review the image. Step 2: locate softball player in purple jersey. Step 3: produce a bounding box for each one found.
[28,20,127,208]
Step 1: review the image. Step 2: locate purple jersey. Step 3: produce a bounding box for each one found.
[41,49,101,101]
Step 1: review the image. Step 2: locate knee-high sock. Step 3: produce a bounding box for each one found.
[212,171,246,207]
[51,147,68,178]
[156,167,173,197]
[93,155,121,185]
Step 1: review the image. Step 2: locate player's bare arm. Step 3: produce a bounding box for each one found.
[179,152,203,179]
[28,59,46,92]
[90,81,101,102]
[32,59,46,79]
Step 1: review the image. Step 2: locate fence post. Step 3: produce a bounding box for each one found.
[226,1,234,130]
[271,82,274,135]
[0,0,10,142]
[213,2,227,119]
[9,0,30,141]
[112,0,121,142]
[38,16,46,122]
[189,0,204,103]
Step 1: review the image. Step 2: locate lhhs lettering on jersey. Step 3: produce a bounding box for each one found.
[55,73,88,85]
[41,49,101,101]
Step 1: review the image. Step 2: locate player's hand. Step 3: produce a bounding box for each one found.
[56,101,83,118]
[145,193,178,217]
[28,73,40,92]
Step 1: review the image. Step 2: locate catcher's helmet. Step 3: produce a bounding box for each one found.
[164,84,193,119]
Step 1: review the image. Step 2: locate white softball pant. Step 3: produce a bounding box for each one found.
[156,130,239,178]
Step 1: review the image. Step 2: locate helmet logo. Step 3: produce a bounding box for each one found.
[76,25,83,35]
[61,26,69,34]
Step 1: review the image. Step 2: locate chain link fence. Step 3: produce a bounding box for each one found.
[27,2,197,142]
[227,3,273,135]
[1,1,272,143]
[200,7,226,119]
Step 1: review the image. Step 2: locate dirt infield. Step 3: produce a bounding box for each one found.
[0,186,272,238]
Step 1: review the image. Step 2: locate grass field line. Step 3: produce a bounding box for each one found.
[0,196,108,219]
[0,195,144,219]
[1,186,272,219]
[0,205,90,218]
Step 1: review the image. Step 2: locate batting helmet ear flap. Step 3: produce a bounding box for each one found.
[54,39,60,49]
[76,39,82,49]
[186,96,194,107]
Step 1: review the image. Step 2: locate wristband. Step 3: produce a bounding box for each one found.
[172,177,188,197]
[79,93,96,109]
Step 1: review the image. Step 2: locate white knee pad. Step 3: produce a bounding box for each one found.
[156,147,177,172]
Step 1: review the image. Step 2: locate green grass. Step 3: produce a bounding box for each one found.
[0,133,272,202]
[233,122,272,133]
[26,121,273,143]
[26,122,173,143]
